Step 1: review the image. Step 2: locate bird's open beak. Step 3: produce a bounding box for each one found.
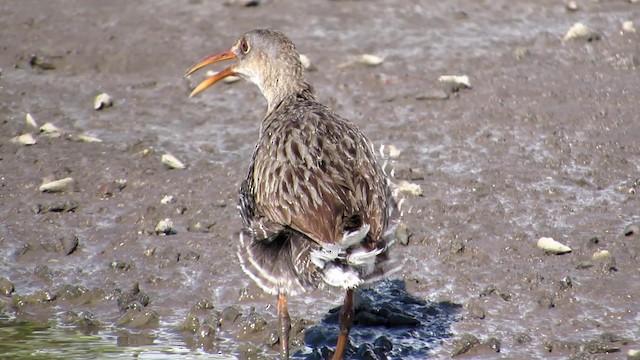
[184,49,238,98]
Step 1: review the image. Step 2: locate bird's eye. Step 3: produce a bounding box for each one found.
[240,38,250,54]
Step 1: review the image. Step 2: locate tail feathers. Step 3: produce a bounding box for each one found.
[237,227,320,296]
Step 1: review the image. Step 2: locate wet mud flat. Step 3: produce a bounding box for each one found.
[1,0,640,359]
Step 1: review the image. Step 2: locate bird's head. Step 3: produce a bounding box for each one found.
[185,29,309,110]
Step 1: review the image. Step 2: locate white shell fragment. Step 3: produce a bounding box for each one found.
[94,93,113,110]
[438,75,471,89]
[356,54,385,66]
[537,237,572,254]
[40,122,62,137]
[74,133,103,143]
[25,113,38,129]
[39,177,74,192]
[299,54,312,70]
[11,133,37,145]
[380,144,402,159]
[397,180,424,196]
[155,218,175,235]
[563,22,598,41]
[161,153,185,169]
[592,250,611,261]
[622,21,636,33]
[160,195,175,204]
[206,70,240,84]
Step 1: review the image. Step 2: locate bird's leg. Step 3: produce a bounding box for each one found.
[277,292,291,359]
[332,288,354,360]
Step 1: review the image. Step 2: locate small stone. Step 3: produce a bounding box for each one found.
[94,93,113,110]
[299,54,313,70]
[563,22,600,42]
[585,339,620,354]
[537,237,572,254]
[161,153,185,169]
[60,234,79,255]
[155,218,175,235]
[451,333,480,357]
[395,222,411,245]
[198,323,216,338]
[11,133,37,145]
[0,278,15,296]
[467,300,486,319]
[566,0,578,11]
[484,337,501,352]
[39,177,74,192]
[513,47,531,60]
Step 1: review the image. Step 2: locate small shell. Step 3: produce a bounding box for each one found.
[380,144,402,159]
[155,218,175,235]
[438,75,471,88]
[160,195,175,204]
[205,70,241,84]
[94,93,113,110]
[565,0,578,11]
[26,113,38,129]
[563,22,599,41]
[537,237,572,254]
[397,180,423,196]
[11,133,37,145]
[299,54,312,69]
[74,133,103,143]
[40,122,62,137]
[356,54,385,66]
[592,250,611,261]
[622,21,635,33]
[161,153,185,169]
[39,177,74,192]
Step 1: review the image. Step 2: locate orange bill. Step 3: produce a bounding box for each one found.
[184,49,238,97]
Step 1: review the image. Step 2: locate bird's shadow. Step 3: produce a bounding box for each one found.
[296,279,461,359]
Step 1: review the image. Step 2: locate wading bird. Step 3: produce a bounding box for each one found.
[185,29,398,359]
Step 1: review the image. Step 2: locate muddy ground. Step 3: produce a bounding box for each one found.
[1,0,639,359]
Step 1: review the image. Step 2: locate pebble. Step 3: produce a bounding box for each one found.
[467,300,486,319]
[592,249,611,261]
[155,218,176,235]
[160,195,174,204]
[563,22,600,42]
[11,133,37,145]
[451,333,480,357]
[397,180,423,196]
[395,222,411,245]
[0,277,15,296]
[513,47,531,60]
[60,234,79,255]
[566,0,578,11]
[537,237,572,254]
[39,177,74,192]
[629,349,640,360]
[198,323,216,338]
[161,153,185,169]
[94,93,113,110]
[299,54,313,70]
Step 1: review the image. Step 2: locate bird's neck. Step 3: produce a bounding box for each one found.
[260,75,315,114]
[260,82,316,135]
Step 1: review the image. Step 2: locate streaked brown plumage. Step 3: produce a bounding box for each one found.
[185,29,399,360]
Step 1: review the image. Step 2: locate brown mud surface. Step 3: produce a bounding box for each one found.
[1,1,639,359]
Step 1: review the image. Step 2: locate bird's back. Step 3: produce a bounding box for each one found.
[237,93,397,295]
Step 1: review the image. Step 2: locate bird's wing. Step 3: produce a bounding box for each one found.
[251,103,388,246]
